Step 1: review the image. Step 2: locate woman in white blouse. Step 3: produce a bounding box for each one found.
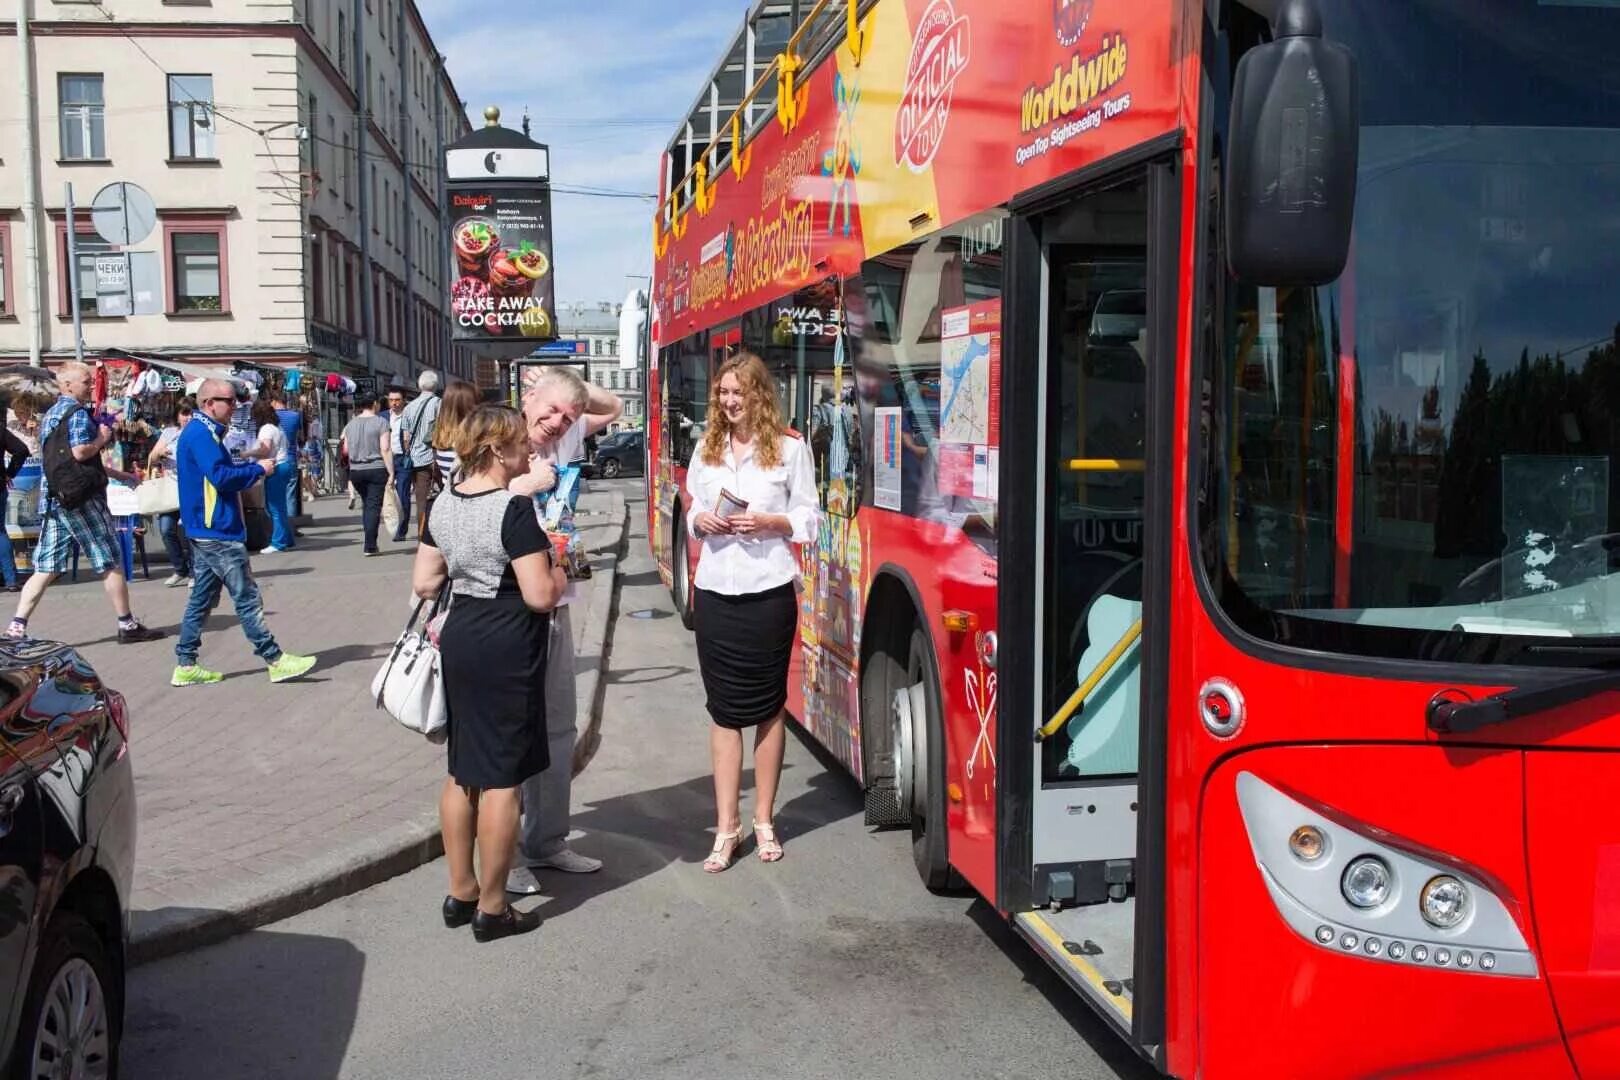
[686,352,819,872]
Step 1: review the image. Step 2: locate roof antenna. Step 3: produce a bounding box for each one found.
[521,107,531,139]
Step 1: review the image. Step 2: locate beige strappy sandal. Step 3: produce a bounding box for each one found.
[703,828,744,873]
[753,821,784,863]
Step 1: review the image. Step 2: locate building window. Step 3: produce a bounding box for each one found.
[327,116,338,194]
[338,11,348,73]
[370,165,378,230]
[342,133,353,204]
[167,75,215,160]
[0,224,10,318]
[307,94,319,175]
[170,232,223,312]
[609,370,620,390]
[59,74,106,160]
[608,337,617,355]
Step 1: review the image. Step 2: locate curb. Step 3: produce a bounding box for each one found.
[129,488,632,966]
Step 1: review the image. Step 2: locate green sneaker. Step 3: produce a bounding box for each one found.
[171,664,224,687]
[267,653,317,683]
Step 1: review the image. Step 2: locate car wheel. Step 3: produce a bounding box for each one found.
[12,911,117,1080]
[601,458,622,479]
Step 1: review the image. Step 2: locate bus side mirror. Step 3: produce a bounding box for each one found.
[1224,0,1358,286]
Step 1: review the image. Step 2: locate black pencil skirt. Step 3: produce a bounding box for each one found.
[693,582,798,729]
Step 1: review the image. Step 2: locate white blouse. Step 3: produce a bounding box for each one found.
[685,432,820,596]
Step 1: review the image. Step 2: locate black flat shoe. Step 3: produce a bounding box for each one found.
[471,905,540,943]
[442,895,477,929]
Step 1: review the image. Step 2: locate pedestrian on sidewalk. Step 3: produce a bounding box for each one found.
[413,404,568,941]
[252,398,296,553]
[272,391,304,526]
[340,394,394,556]
[398,370,443,541]
[0,414,30,593]
[5,362,163,644]
[503,367,624,894]
[430,379,479,484]
[146,402,194,588]
[387,388,410,540]
[171,379,316,688]
[685,353,818,872]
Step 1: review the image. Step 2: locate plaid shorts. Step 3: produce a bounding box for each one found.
[34,499,120,575]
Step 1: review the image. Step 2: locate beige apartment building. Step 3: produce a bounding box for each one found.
[0,0,473,386]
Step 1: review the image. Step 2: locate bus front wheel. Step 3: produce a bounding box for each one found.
[672,515,695,631]
[883,623,952,891]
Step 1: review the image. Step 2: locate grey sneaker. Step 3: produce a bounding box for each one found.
[163,573,187,588]
[504,866,542,896]
[535,848,603,874]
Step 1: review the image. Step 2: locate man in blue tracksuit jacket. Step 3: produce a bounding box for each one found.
[171,378,316,687]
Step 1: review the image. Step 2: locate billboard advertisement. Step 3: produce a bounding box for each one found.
[449,183,557,341]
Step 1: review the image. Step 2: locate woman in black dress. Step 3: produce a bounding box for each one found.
[412,405,567,941]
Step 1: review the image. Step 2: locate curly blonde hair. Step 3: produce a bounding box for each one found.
[701,352,784,468]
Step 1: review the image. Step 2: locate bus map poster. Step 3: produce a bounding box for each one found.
[938,300,1002,500]
[450,183,557,342]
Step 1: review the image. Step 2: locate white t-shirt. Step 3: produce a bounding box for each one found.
[258,423,290,466]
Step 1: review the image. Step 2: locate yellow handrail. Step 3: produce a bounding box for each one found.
[1064,459,1146,472]
[656,0,845,236]
[1036,620,1142,741]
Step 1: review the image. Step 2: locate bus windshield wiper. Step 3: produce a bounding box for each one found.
[1428,663,1620,734]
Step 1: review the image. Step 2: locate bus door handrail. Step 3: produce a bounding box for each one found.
[1036,619,1142,741]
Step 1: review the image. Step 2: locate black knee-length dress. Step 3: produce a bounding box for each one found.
[424,488,552,789]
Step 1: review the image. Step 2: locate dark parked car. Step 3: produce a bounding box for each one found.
[586,431,645,479]
[0,641,133,1079]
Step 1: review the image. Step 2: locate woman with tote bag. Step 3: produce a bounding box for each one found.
[411,405,568,942]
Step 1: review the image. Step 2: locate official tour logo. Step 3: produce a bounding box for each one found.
[1054,0,1093,47]
[894,0,971,174]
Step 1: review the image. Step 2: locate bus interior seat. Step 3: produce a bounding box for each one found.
[1063,593,1143,777]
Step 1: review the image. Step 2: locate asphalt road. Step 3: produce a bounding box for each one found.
[122,479,1153,1080]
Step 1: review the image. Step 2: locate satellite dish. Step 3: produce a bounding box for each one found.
[90,182,158,247]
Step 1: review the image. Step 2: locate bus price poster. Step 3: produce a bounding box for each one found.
[874,406,903,512]
[937,300,1003,500]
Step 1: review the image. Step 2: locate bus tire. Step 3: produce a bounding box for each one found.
[903,625,954,891]
[672,515,695,631]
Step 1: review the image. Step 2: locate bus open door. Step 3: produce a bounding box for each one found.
[997,158,1179,1066]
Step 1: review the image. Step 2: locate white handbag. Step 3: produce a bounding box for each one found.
[135,475,181,516]
[372,590,449,739]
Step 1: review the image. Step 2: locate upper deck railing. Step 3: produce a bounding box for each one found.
[655,0,872,253]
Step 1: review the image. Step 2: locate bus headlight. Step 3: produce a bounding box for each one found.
[1420,875,1471,929]
[1341,856,1392,909]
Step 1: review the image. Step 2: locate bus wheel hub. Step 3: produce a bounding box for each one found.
[892,680,928,816]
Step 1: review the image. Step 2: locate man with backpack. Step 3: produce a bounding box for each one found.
[5,361,163,643]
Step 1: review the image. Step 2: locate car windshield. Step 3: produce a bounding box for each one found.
[1203,0,1620,665]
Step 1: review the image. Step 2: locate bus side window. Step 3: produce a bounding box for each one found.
[669,333,709,468]
[809,348,862,518]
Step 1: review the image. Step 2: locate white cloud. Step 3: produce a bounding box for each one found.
[422,1,748,304]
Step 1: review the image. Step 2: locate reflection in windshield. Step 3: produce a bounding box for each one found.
[1204,1,1620,661]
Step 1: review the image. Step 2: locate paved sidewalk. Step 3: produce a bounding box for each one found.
[5,487,627,964]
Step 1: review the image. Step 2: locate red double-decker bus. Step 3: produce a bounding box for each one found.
[645,0,1620,1074]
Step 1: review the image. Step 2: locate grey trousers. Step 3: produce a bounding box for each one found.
[519,604,575,863]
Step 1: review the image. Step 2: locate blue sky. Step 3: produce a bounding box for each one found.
[418,0,750,305]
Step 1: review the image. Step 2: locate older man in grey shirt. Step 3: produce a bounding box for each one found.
[505,366,623,894]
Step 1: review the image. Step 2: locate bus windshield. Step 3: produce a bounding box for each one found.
[1204,0,1620,664]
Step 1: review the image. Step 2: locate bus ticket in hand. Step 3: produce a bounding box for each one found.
[715,488,749,520]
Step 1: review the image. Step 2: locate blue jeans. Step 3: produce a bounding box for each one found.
[155,511,190,576]
[176,539,281,666]
[0,491,16,587]
[392,464,413,540]
[265,461,297,550]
